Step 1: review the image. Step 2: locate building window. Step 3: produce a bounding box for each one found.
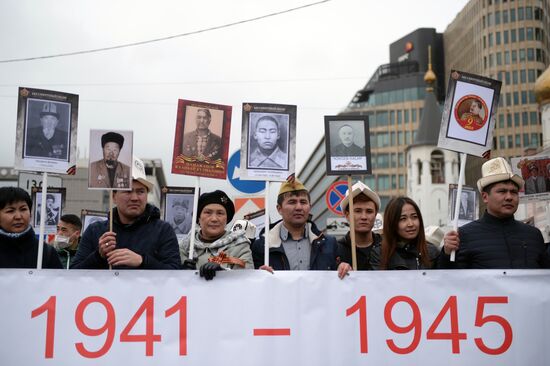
[503,9,509,23]
[398,131,404,145]
[530,111,538,125]
[534,7,543,20]
[529,91,536,103]
[495,10,501,24]
[526,6,533,20]
[404,109,409,123]
[507,113,512,127]
[506,93,512,106]
[515,134,521,147]
[521,92,527,105]
[512,70,518,84]
[507,135,513,148]
[513,92,519,106]
[397,110,402,125]
[417,160,422,185]
[519,28,525,42]
[520,69,526,83]
[528,69,536,83]
[398,153,404,167]
[527,48,534,61]
[518,7,524,21]
[531,133,539,146]
[497,52,502,65]
[399,175,405,189]
[504,51,510,64]
[511,29,517,42]
[488,33,493,47]
[505,71,511,84]
[391,175,397,189]
[503,30,509,44]
[523,133,529,147]
[519,49,525,61]
[496,31,501,45]
[378,175,390,190]
[499,136,506,149]
[430,150,445,184]
[488,12,493,26]
[411,109,417,122]
[514,112,520,126]
[499,114,505,128]
[522,111,529,125]
[526,27,534,40]
[510,8,516,22]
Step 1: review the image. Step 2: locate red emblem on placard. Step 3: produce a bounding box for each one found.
[453,95,489,131]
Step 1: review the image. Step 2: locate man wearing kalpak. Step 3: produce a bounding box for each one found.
[72,157,181,269]
[89,132,131,189]
[251,178,338,271]
[336,181,382,278]
[440,157,550,269]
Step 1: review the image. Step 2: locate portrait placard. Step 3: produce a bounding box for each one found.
[80,209,109,233]
[240,103,297,181]
[437,71,501,157]
[31,187,66,234]
[324,115,371,175]
[511,155,550,202]
[448,184,478,227]
[14,87,79,174]
[160,186,196,241]
[88,129,133,190]
[171,99,232,179]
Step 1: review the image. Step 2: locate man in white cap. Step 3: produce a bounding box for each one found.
[336,181,382,278]
[440,157,550,269]
[72,157,181,269]
[25,101,68,160]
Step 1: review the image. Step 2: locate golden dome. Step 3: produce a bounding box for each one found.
[424,69,436,84]
[534,65,550,104]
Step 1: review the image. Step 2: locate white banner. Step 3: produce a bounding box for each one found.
[1,269,549,366]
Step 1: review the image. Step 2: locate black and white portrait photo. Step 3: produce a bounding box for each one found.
[247,113,289,170]
[15,87,79,174]
[81,210,109,233]
[324,116,371,175]
[449,184,477,226]
[240,103,297,182]
[160,186,196,241]
[88,130,133,190]
[24,100,70,161]
[181,106,224,161]
[32,187,65,234]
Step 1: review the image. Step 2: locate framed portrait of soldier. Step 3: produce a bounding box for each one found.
[171,99,232,180]
[510,155,550,202]
[31,187,66,235]
[14,87,79,175]
[240,103,297,181]
[437,70,501,157]
[88,129,133,190]
[80,209,109,233]
[324,115,371,175]
[160,186,196,241]
[448,184,477,227]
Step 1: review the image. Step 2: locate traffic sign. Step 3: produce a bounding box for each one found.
[227,151,265,194]
[325,181,349,216]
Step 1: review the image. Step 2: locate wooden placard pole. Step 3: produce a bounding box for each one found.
[450,153,468,262]
[188,176,201,260]
[36,172,48,269]
[264,182,270,267]
[347,175,357,271]
[109,192,114,270]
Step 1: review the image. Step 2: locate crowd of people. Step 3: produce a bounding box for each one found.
[1,156,549,277]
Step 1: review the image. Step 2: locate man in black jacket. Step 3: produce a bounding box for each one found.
[440,157,550,269]
[71,157,181,269]
[337,181,382,278]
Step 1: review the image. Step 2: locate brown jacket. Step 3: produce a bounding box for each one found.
[88,159,131,188]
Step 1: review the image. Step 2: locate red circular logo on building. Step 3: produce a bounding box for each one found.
[453,95,489,131]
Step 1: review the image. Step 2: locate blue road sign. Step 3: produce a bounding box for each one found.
[227,151,266,194]
[325,181,349,216]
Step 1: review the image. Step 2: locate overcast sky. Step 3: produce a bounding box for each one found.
[0,0,469,192]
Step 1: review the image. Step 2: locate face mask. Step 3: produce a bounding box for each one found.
[52,235,71,250]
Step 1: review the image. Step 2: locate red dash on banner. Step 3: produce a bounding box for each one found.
[253,328,291,336]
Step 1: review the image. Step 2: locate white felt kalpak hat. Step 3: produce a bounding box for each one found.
[476,157,524,192]
[340,181,381,212]
[132,156,154,192]
[425,225,444,249]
